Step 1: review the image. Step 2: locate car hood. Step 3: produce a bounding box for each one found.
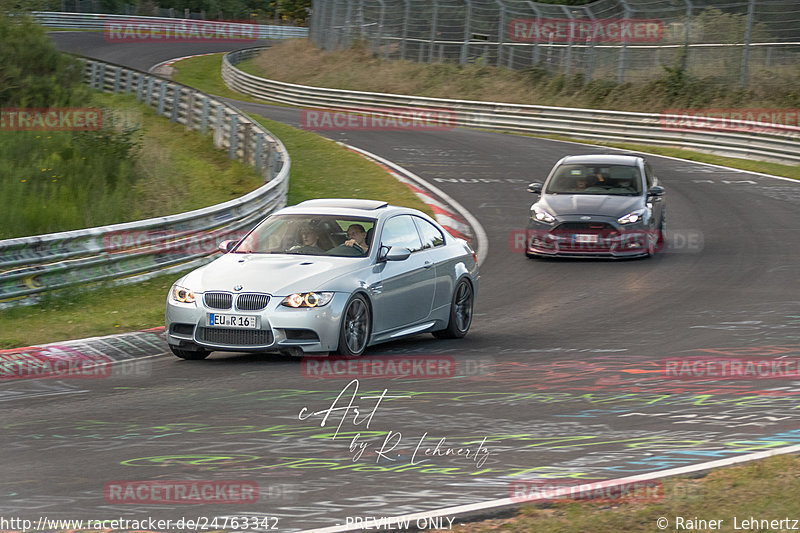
[183,253,368,295]
[539,194,642,217]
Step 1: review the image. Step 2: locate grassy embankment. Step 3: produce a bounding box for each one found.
[239,39,799,180]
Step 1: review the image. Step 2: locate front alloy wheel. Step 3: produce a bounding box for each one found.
[433,278,473,339]
[335,294,371,356]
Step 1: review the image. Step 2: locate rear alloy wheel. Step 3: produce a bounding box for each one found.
[433,279,473,339]
[169,345,211,360]
[335,294,371,356]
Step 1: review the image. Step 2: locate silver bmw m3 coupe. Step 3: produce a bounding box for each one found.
[165,199,479,359]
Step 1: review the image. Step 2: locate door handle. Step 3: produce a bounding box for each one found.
[423,261,433,269]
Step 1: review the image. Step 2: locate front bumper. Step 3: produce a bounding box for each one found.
[165,292,350,354]
[526,218,654,258]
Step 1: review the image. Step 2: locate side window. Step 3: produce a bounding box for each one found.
[380,215,423,253]
[644,163,655,189]
[414,217,445,249]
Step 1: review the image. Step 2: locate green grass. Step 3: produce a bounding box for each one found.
[169,53,268,104]
[0,92,264,239]
[453,454,800,532]
[0,273,175,349]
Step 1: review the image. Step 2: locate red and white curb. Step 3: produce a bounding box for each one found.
[149,52,221,74]
[343,143,488,267]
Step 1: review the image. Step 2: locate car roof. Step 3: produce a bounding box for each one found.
[277,199,423,220]
[297,199,389,210]
[559,154,643,166]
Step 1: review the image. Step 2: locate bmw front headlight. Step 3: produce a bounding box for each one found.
[531,204,556,224]
[171,284,196,303]
[617,208,646,225]
[281,292,334,308]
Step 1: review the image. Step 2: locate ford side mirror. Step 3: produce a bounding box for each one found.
[528,182,543,194]
[648,185,665,197]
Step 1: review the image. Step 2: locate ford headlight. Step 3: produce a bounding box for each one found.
[531,205,556,224]
[618,208,646,225]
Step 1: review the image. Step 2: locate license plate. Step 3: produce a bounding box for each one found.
[208,313,259,329]
[573,234,598,244]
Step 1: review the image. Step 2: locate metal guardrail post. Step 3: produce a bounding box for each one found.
[400,0,410,60]
[157,81,167,116]
[255,132,265,172]
[135,72,144,101]
[186,92,195,131]
[461,0,473,66]
[229,113,239,159]
[200,97,210,134]
[241,121,252,164]
[560,5,574,77]
[527,2,542,66]
[739,0,756,88]
[145,76,154,106]
[583,5,597,82]
[377,0,387,58]
[495,0,505,67]
[214,104,225,149]
[126,69,133,94]
[113,66,121,93]
[617,0,632,84]
[428,0,439,63]
[98,63,106,90]
[170,85,180,123]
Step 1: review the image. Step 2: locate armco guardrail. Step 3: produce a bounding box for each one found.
[223,47,800,165]
[32,11,308,39]
[0,60,290,308]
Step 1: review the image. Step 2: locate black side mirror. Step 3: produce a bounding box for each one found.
[218,240,237,253]
[648,186,665,197]
[528,182,543,194]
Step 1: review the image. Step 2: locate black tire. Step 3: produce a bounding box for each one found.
[170,345,211,360]
[334,294,371,356]
[433,278,474,339]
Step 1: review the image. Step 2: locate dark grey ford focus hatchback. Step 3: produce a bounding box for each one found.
[526,154,666,258]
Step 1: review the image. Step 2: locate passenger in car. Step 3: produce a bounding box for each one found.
[289,226,327,254]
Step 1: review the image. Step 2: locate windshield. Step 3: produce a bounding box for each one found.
[233,214,376,257]
[545,164,642,195]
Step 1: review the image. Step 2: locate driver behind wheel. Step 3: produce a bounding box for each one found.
[344,224,369,254]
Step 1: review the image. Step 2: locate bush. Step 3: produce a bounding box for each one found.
[0,12,88,107]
